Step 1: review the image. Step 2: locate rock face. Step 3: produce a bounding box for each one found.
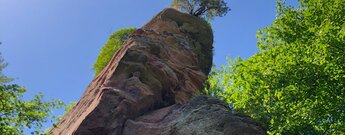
[50,8,265,135]
[123,96,265,135]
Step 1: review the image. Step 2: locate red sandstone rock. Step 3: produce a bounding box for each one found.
[123,96,266,135]
[51,8,213,135]
[50,8,265,135]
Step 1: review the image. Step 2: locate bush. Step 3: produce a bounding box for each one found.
[93,27,136,76]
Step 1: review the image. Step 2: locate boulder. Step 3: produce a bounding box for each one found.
[123,96,266,135]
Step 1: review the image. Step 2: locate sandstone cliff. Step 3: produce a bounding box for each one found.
[50,8,265,135]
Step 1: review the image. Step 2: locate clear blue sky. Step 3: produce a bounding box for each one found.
[1,0,293,132]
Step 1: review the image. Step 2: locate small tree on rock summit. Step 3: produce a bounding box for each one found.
[171,0,230,21]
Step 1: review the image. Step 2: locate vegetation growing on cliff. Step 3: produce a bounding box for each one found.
[0,54,64,134]
[206,0,345,134]
[171,0,230,21]
[93,27,136,76]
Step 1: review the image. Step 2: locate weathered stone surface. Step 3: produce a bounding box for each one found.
[50,8,265,135]
[123,96,266,135]
[51,8,213,135]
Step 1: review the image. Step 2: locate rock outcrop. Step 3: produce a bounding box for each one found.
[50,8,265,135]
[123,96,265,135]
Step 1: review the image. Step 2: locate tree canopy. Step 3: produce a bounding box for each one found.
[171,0,230,21]
[0,54,64,134]
[93,27,136,76]
[206,0,345,134]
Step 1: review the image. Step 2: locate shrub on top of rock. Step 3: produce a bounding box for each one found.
[93,27,136,76]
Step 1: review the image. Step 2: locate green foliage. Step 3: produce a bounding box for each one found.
[205,57,242,103]
[43,101,76,135]
[0,55,64,134]
[93,27,136,76]
[207,0,345,134]
[64,102,76,112]
[0,57,13,83]
[171,0,230,21]
[0,85,64,134]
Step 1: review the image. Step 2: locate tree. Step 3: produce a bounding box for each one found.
[0,54,64,134]
[171,0,230,20]
[93,27,136,76]
[207,0,345,134]
[0,56,13,83]
[44,101,76,134]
